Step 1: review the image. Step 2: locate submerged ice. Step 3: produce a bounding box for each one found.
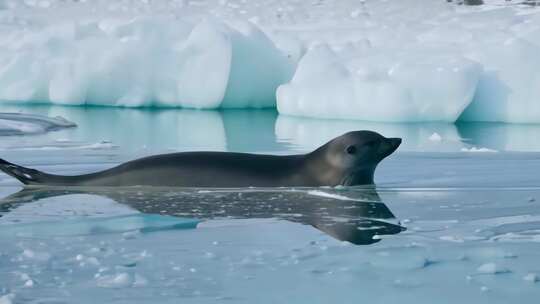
[0,0,540,121]
[0,112,75,135]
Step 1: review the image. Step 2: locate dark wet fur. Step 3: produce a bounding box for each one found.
[0,131,401,188]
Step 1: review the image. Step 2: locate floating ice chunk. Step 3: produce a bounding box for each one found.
[21,249,51,261]
[96,273,133,288]
[0,294,14,304]
[476,262,510,274]
[523,273,539,283]
[0,112,75,135]
[0,214,199,237]
[277,45,481,122]
[460,146,498,153]
[23,280,34,288]
[429,132,442,142]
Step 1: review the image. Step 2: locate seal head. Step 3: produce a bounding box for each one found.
[309,131,401,186]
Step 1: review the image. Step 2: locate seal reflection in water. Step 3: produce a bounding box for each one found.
[0,188,404,245]
[0,131,401,187]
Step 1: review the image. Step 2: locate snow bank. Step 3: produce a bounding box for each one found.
[0,112,75,135]
[0,16,293,108]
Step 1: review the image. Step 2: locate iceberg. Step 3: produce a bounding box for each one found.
[0,17,293,108]
[0,0,539,122]
[277,45,481,122]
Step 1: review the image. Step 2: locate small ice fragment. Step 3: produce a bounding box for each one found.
[0,294,15,304]
[523,273,539,283]
[122,231,139,240]
[480,286,489,292]
[477,263,509,274]
[96,273,132,288]
[21,249,50,261]
[86,257,100,266]
[439,235,464,243]
[23,280,34,288]
[350,10,361,18]
[22,250,34,259]
[429,132,442,142]
[460,147,498,153]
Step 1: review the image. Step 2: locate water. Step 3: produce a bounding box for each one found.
[0,105,540,303]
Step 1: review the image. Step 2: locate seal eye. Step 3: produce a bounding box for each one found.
[346,145,357,154]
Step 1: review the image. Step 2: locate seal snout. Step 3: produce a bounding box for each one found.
[379,137,401,158]
[389,137,402,148]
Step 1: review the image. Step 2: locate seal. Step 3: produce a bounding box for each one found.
[0,130,401,187]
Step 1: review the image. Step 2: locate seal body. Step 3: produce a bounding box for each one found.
[0,131,401,187]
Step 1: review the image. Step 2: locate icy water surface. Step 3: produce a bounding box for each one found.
[0,106,540,303]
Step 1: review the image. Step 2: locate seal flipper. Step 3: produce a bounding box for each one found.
[0,158,50,185]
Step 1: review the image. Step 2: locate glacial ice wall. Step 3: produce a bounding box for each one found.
[0,0,539,122]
